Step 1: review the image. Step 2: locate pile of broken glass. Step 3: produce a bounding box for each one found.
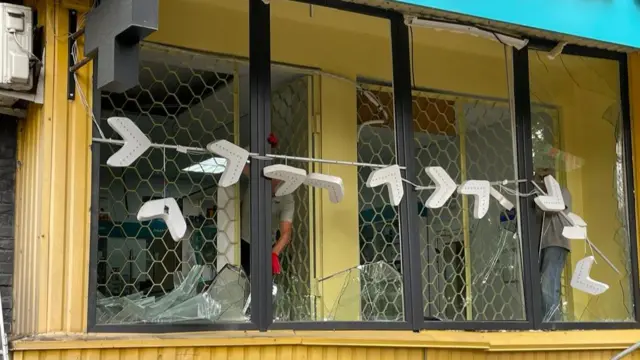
[96,264,250,324]
[95,260,404,324]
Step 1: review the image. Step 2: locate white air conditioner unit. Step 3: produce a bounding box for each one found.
[0,3,39,115]
[0,3,33,91]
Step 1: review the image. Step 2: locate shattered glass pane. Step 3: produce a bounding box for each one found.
[94,40,254,326]
[96,264,250,324]
[529,50,635,323]
[321,261,403,322]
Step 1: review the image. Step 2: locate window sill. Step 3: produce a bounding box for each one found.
[11,329,640,352]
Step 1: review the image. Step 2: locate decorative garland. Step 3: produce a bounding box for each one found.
[94,116,615,296]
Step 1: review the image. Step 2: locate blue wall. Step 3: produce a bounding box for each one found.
[395,0,640,48]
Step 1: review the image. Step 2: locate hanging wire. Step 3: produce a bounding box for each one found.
[163,147,168,214]
[72,40,106,139]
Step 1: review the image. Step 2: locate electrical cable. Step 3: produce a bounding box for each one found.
[10,31,41,64]
[72,40,106,139]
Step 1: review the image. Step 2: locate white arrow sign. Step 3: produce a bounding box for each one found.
[566,212,587,227]
[563,212,588,239]
[570,256,609,295]
[490,186,514,210]
[207,140,250,188]
[264,164,307,196]
[562,226,587,240]
[534,175,565,212]
[137,198,187,242]
[366,165,404,206]
[106,116,152,167]
[458,180,491,219]
[305,173,344,204]
[424,166,456,209]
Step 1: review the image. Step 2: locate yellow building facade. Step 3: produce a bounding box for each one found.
[9,0,640,358]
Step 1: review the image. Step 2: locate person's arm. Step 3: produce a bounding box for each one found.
[273,221,292,256]
[272,195,294,256]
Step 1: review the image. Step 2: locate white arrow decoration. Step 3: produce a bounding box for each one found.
[206,140,250,188]
[562,226,587,240]
[106,116,152,167]
[264,164,307,197]
[566,212,587,227]
[570,256,609,295]
[458,180,491,219]
[490,186,514,210]
[424,166,457,209]
[137,198,187,242]
[305,173,344,204]
[366,165,404,206]
[563,212,588,239]
[534,175,565,212]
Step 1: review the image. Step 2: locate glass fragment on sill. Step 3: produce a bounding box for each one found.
[95,264,253,324]
[142,265,205,320]
[197,264,249,322]
[173,270,186,289]
[154,290,223,323]
[542,301,563,322]
[243,283,279,320]
[321,261,403,322]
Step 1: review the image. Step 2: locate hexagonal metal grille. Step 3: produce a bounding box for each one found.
[356,84,405,321]
[411,89,526,321]
[270,75,314,321]
[95,45,249,325]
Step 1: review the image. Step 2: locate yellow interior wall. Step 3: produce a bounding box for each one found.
[529,54,627,321]
[632,52,640,321]
[149,0,629,321]
[315,76,361,318]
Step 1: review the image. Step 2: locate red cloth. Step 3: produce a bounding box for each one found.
[267,133,279,148]
[272,252,282,275]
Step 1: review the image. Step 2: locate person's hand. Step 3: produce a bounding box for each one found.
[272,252,282,275]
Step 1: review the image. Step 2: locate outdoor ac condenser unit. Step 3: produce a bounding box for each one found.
[0,3,33,92]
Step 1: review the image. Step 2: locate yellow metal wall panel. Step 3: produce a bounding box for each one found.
[427,349,635,359]
[12,346,425,360]
[16,347,639,360]
[14,0,93,335]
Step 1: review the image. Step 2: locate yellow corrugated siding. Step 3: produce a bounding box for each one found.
[428,349,635,359]
[12,346,425,360]
[14,0,92,336]
[11,347,640,360]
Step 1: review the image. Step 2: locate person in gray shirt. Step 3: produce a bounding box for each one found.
[535,167,572,321]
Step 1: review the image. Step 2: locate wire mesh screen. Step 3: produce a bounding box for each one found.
[95,45,251,325]
[270,75,314,321]
[411,90,526,322]
[355,84,404,322]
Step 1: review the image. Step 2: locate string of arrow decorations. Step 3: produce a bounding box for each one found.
[95,116,614,297]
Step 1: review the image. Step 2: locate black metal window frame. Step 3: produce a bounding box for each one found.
[86,0,640,333]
